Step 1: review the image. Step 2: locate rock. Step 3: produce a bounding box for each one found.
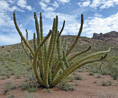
[92,31,118,44]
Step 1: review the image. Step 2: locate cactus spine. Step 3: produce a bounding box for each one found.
[13,12,110,88]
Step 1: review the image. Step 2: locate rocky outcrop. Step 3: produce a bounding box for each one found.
[92,31,118,44]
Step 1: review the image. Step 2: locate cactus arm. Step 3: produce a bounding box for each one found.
[52,48,110,86]
[34,12,41,45]
[66,14,84,56]
[57,20,65,40]
[40,12,43,41]
[44,17,58,87]
[57,37,65,70]
[53,14,83,79]
[63,51,69,68]
[68,54,108,75]
[21,39,31,61]
[67,46,91,62]
[68,48,110,68]
[49,17,58,84]
[65,38,69,52]
[33,33,37,51]
[13,12,34,56]
[51,53,107,87]
[33,31,52,86]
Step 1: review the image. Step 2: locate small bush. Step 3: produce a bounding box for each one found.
[27,87,38,93]
[21,83,30,91]
[89,72,94,76]
[66,76,75,82]
[59,80,75,91]
[75,74,83,80]
[101,80,112,86]
[96,74,102,78]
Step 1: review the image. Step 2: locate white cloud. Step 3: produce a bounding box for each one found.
[58,0,70,4]
[100,1,114,9]
[17,0,32,11]
[0,0,9,12]
[90,0,118,9]
[26,6,32,11]
[84,13,118,37]
[39,1,59,12]
[0,0,31,12]
[0,0,33,45]
[90,0,101,8]
[0,33,20,45]
[78,0,90,7]
[52,1,59,8]
[17,0,27,8]
[78,0,118,9]
[40,2,54,11]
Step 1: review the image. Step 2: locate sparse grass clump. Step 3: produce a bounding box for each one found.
[75,74,83,80]
[4,82,16,94]
[96,74,102,78]
[89,72,94,76]
[101,80,112,86]
[66,76,75,82]
[27,87,38,93]
[59,80,75,91]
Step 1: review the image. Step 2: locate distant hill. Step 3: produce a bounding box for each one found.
[92,31,118,44]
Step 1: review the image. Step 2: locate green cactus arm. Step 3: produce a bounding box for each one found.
[33,33,37,51]
[44,32,55,87]
[44,17,58,87]
[53,48,110,84]
[61,37,65,50]
[57,37,65,70]
[51,53,107,87]
[66,14,84,56]
[43,19,56,87]
[52,14,83,82]
[40,12,43,41]
[33,30,52,86]
[63,51,69,68]
[34,12,41,45]
[13,12,35,56]
[65,38,69,52]
[49,17,58,68]
[71,48,110,65]
[68,54,107,75]
[38,13,44,79]
[48,68,52,85]
[38,47,44,79]
[53,48,110,82]
[21,39,32,63]
[67,46,91,62]
[57,20,65,40]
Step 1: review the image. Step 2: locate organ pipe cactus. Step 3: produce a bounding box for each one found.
[13,12,110,88]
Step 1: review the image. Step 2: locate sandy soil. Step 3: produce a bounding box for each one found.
[0,72,118,98]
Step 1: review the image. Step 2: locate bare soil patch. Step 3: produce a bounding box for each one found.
[0,72,118,98]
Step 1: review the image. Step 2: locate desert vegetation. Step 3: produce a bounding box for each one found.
[0,12,118,98]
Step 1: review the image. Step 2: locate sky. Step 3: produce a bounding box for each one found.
[0,0,118,46]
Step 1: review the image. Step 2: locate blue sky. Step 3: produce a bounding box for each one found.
[0,0,118,46]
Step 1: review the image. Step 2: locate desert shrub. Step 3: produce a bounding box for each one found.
[101,80,112,86]
[75,74,83,80]
[27,87,38,93]
[59,80,75,91]
[89,72,94,76]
